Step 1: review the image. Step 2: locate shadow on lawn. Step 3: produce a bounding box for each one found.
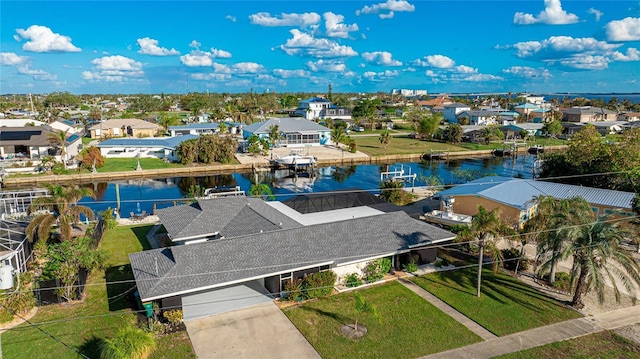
[299,306,351,325]
[130,226,153,250]
[105,264,137,311]
[79,336,102,358]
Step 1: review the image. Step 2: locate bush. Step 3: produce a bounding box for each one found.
[553,272,572,291]
[501,248,528,271]
[345,273,363,288]
[403,257,419,273]
[162,309,183,326]
[303,270,337,298]
[0,273,37,323]
[99,326,156,359]
[283,278,307,302]
[365,258,392,282]
[99,207,118,230]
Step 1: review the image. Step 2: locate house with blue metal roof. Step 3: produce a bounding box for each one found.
[243,117,331,147]
[97,135,198,161]
[436,176,635,228]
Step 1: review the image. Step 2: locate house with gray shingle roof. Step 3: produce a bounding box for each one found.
[436,176,635,228]
[130,196,456,320]
[242,117,331,147]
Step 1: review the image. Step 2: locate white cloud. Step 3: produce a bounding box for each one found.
[249,12,320,27]
[612,48,640,62]
[16,64,57,81]
[511,36,620,58]
[454,65,478,74]
[15,25,81,52]
[306,59,347,72]
[323,12,359,38]
[559,55,611,70]
[279,29,358,58]
[191,73,231,81]
[210,48,232,58]
[606,17,640,41]
[513,0,578,25]
[413,54,455,68]
[273,69,310,78]
[463,74,503,82]
[502,66,552,79]
[356,0,415,19]
[82,55,143,82]
[212,62,265,74]
[587,8,603,22]
[362,69,400,81]
[189,40,201,48]
[180,41,233,66]
[361,51,402,66]
[0,52,28,65]
[226,15,236,22]
[136,37,179,56]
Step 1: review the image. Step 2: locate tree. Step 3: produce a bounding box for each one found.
[88,106,103,122]
[526,196,593,283]
[99,326,156,359]
[77,146,105,171]
[218,122,227,134]
[556,217,640,308]
[379,129,391,149]
[331,126,346,147]
[352,292,380,332]
[157,112,181,134]
[249,183,274,200]
[267,124,281,149]
[542,119,563,139]
[482,125,504,144]
[417,114,439,139]
[631,194,640,253]
[458,205,515,297]
[26,185,96,242]
[444,124,463,143]
[48,129,68,168]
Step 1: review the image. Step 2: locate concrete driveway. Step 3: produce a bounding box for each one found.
[185,302,321,359]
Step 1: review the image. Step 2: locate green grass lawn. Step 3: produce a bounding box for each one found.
[411,268,581,336]
[353,136,469,157]
[284,281,482,359]
[1,224,195,359]
[495,331,640,359]
[81,136,92,146]
[98,158,186,172]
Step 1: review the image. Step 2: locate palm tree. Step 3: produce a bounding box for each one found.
[48,129,68,168]
[267,124,281,149]
[26,185,95,242]
[379,129,391,149]
[459,205,515,297]
[557,218,640,308]
[331,126,346,148]
[352,292,380,332]
[526,196,593,283]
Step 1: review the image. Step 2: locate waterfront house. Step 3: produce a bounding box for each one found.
[242,117,331,147]
[618,112,640,122]
[443,103,471,123]
[169,123,219,137]
[96,135,198,161]
[294,97,351,120]
[513,103,542,118]
[129,194,455,320]
[562,106,617,123]
[435,176,635,229]
[0,126,81,161]
[500,123,544,138]
[457,110,516,126]
[89,118,160,139]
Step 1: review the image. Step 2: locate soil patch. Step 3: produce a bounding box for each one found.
[340,324,368,340]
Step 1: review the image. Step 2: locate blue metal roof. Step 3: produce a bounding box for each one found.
[169,123,219,130]
[97,135,199,149]
[438,176,634,210]
[66,134,81,144]
[300,97,330,103]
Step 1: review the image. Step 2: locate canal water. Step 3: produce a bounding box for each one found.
[79,154,540,217]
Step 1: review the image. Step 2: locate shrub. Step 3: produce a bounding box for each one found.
[345,273,363,288]
[553,272,572,291]
[440,257,450,267]
[365,258,392,282]
[0,273,37,323]
[99,326,156,359]
[434,259,443,268]
[348,139,357,153]
[162,309,183,328]
[283,278,307,302]
[303,270,337,298]
[501,248,528,271]
[99,207,118,230]
[403,260,418,273]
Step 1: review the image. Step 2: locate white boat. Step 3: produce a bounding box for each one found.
[423,210,472,227]
[272,151,317,167]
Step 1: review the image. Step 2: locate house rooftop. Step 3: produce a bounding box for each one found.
[89,118,160,130]
[243,117,329,134]
[97,135,198,149]
[168,123,218,130]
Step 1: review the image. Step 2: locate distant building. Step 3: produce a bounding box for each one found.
[89,118,160,139]
[618,112,640,122]
[562,106,617,123]
[169,123,219,137]
[391,89,428,97]
[294,97,351,120]
[443,103,471,123]
[242,117,331,147]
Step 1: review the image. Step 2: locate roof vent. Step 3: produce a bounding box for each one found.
[260,230,263,233]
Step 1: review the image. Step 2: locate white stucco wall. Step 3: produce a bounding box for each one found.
[332,261,369,285]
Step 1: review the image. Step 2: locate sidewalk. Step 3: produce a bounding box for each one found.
[419,305,640,359]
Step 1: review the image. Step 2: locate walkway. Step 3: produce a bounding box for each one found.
[398,277,497,341]
[420,305,640,359]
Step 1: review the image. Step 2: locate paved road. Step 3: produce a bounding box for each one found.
[419,305,640,359]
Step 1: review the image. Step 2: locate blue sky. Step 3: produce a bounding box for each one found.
[1,0,640,94]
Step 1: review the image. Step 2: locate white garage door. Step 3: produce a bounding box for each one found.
[182,280,274,321]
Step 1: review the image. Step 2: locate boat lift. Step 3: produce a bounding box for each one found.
[380,164,417,187]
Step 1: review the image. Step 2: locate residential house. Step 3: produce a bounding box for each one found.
[457,110,516,126]
[417,96,452,110]
[96,135,198,161]
[435,176,635,229]
[294,97,351,120]
[520,94,545,106]
[169,123,219,137]
[443,103,471,123]
[49,119,79,134]
[513,103,542,118]
[562,106,617,123]
[0,126,81,160]
[89,119,160,139]
[0,119,45,127]
[129,194,455,320]
[618,112,640,122]
[242,117,331,147]
[500,123,544,138]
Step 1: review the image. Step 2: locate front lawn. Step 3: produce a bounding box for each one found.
[97,158,185,172]
[411,268,581,336]
[495,331,640,359]
[353,136,468,157]
[1,224,195,359]
[284,281,482,359]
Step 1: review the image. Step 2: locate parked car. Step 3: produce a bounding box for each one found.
[355,126,365,132]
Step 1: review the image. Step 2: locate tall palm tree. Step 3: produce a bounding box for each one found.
[331,126,346,148]
[48,129,68,168]
[378,129,391,149]
[26,185,95,242]
[459,205,515,297]
[267,124,281,149]
[556,218,640,308]
[526,196,593,283]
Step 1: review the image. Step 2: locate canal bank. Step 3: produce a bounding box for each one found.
[1,145,566,187]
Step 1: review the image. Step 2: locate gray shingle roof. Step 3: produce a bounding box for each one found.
[437,176,634,210]
[130,211,456,301]
[156,197,302,241]
[243,118,329,134]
